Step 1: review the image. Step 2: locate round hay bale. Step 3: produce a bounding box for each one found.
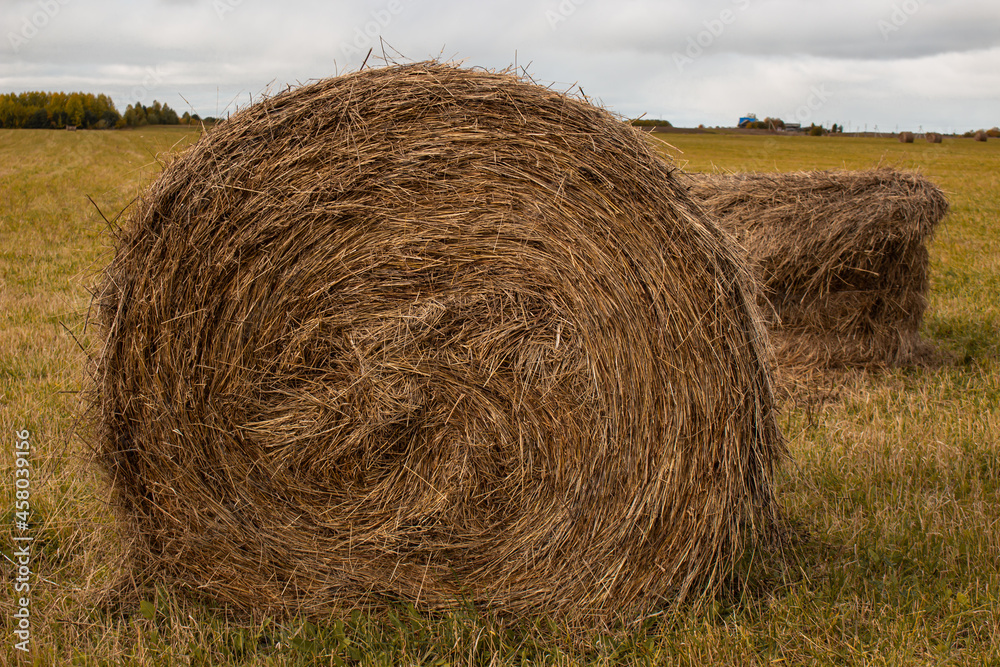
[92,62,782,624]
[974,130,988,142]
[899,131,915,143]
[925,132,943,143]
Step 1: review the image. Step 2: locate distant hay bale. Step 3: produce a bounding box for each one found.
[899,131,915,143]
[974,130,988,142]
[687,168,949,369]
[91,62,782,625]
[926,132,943,143]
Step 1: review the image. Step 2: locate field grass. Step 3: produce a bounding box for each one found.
[2,126,999,665]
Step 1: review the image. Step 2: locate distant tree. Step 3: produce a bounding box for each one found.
[66,93,85,126]
[122,104,146,127]
[988,127,1000,138]
[45,92,67,126]
[808,123,824,136]
[161,104,179,125]
[146,100,163,125]
[0,95,29,127]
[25,107,49,128]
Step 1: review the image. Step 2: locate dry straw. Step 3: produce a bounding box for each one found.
[974,130,988,142]
[91,62,783,625]
[898,131,915,143]
[686,168,948,369]
[926,132,943,144]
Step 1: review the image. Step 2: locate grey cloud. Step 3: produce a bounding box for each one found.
[546,0,1000,61]
[0,0,997,132]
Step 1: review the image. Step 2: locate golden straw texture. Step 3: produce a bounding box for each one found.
[92,62,782,625]
[686,168,948,369]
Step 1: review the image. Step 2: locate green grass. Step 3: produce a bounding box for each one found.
[3,127,1000,665]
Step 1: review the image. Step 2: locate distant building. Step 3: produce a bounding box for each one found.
[738,113,758,128]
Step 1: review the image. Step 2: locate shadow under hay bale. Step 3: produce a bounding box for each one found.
[686,168,949,371]
[91,62,783,625]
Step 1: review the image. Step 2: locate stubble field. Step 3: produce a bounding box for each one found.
[2,126,999,665]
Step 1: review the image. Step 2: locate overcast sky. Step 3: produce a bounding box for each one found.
[2,0,998,133]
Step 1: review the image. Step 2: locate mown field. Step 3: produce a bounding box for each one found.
[2,126,999,665]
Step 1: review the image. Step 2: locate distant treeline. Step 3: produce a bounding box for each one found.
[630,119,673,127]
[0,91,202,129]
[122,100,181,127]
[0,91,119,129]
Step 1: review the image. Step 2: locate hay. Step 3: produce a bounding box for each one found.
[926,132,943,143]
[91,62,782,625]
[899,131,915,143]
[686,168,948,369]
[974,130,988,142]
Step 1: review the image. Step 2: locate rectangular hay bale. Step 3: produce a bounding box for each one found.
[686,168,948,370]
